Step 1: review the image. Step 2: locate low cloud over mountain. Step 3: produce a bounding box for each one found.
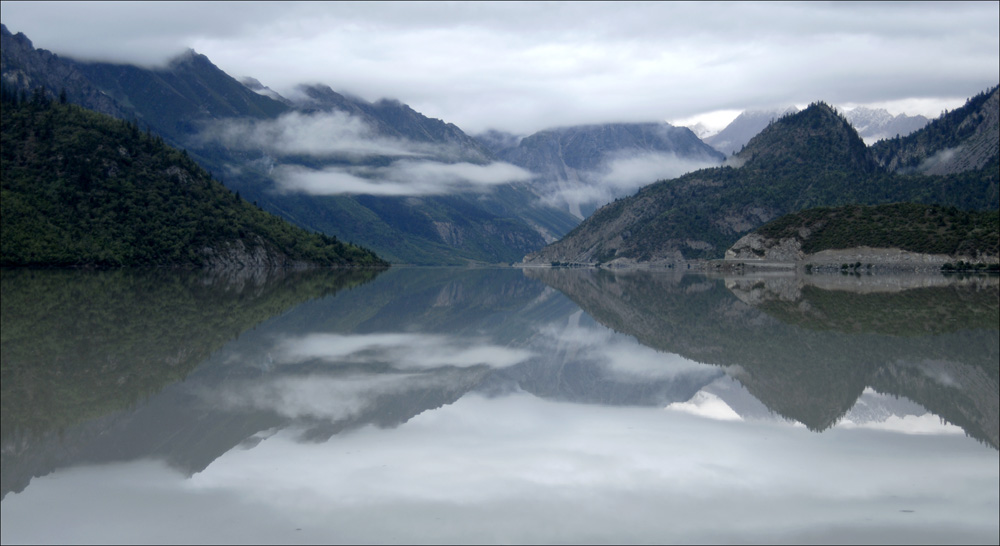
[273,161,534,197]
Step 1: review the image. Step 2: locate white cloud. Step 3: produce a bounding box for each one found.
[273,160,534,196]
[213,372,465,422]
[836,413,964,435]
[5,393,997,544]
[198,111,429,158]
[598,151,721,190]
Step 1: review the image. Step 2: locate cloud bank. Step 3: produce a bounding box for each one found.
[199,110,431,158]
[274,332,534,370]
[197,110,535,196]
[1,2,995,134]
[273,160,534,196]
[536,151,722,218]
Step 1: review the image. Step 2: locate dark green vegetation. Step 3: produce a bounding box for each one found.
[526,89,999,265]
[755,203,999,257]
[0,267,382,440]
[0,89,387,267]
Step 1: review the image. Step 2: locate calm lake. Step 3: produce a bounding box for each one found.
[1,266,997,544]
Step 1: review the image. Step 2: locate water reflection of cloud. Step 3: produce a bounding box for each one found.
[3,393,997,545]
[836,413,964,435]
[199,393,1000,543]
[275,333,534,370]
[536,311,720,383]
[215,372,458,422]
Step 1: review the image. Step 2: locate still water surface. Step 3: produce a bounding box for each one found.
[1,266,997,544]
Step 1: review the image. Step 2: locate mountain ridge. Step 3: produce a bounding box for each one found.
[522,94,999,266]
[1,24,579,264]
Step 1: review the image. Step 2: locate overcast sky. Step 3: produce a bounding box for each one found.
[1,1,998,135]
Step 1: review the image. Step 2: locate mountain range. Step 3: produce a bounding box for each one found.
[0,24,575,264]
[702,106,931,156]
[523,89,999,266]
[2,23,997,267]
[477,122,725,219]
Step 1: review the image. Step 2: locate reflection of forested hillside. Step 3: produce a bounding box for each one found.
[0,267,382,497]
[525,268,998,447]
[747,279,999,336]
[0,267,544,498]
[0,267,380,435]
[1,267,725,501]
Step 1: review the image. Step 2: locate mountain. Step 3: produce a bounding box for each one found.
[842,106,929,145]
[0,91,386,267]
[870,85,999,175]
[704,106,799,156]
[523,94,999,266]
[0,24,578,265]
[684,121,718,140]
[290,83,494,162]
[0,25,128,120]
[481,122,725,219]
[704,105,930,156]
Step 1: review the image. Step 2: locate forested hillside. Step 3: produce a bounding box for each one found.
[0,87,387,268]
[753,203,999,258]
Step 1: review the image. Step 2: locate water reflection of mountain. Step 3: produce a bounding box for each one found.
[5,267,996,501]
[0,268,562,497]
[0,267,383,498]
[524,268,999,448]
[1,268,727,499]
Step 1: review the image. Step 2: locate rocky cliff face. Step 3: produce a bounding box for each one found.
[198,237,315,270]
[725,233,804,262]
[724,231,994,270]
